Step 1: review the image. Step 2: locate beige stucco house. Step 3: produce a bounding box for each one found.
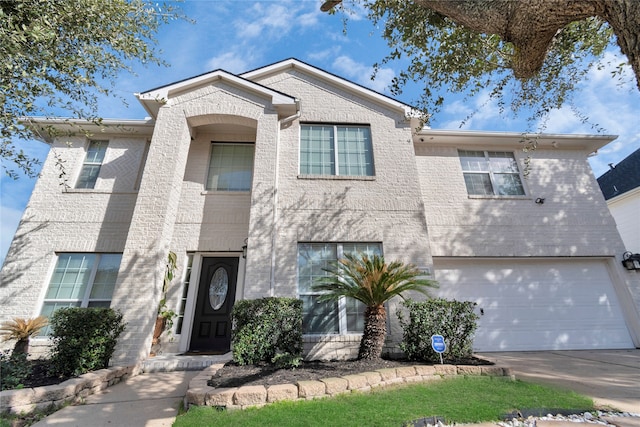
[2,59,639,367]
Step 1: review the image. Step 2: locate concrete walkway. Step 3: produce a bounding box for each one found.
[31,371,198,427]
[480,349,640,413]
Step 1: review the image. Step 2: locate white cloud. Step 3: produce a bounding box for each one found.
[331,55,394,93]
[205,52,254,74]
[233,1,309,40]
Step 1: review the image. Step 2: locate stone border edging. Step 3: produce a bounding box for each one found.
[185,363,514,410]
[0,365,139,415]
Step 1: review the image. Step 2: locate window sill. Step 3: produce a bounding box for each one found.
[201,190,251,195]
[63,189,139,194]
[467,195,531,200]
[297,175,375,181]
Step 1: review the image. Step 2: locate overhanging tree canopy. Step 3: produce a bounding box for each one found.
[0,0,183,178]
[325,0,638,126]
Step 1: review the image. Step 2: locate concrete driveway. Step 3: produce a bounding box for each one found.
[479,349,640,413]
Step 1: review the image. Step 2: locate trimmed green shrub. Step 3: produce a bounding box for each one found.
[49,308,126,377]
[398,299,479,363]
[231,297,303,367]
[0,350,31,390]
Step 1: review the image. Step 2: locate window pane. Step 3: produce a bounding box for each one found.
[207,144,254,191]
[459,150,487,172]
[300,125,335,175]
[76,141,108,189]
[346,298,365,333]
[488,151,520,173]
[463,173,493,195]
[343,243,382,258]
[337,127,373,176]
[301,295,339,334]
[89,254,122,300]
[494,173,525,195]
[297,243,337,293]
[46,254,95,300]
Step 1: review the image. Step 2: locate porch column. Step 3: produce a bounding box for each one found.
[110,106,191,366]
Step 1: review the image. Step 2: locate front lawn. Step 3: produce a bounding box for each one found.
[174,376,594,427]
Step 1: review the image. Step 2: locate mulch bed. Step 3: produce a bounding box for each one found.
[208,356,493,388]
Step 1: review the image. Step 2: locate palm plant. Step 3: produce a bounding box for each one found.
[313,253,437,360]
[0,316,48,355]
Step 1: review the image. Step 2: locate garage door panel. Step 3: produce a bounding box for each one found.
[434,259,633,352]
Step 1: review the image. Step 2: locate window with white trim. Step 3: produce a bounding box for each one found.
[76,140,108,189]
[297,242,382,334]
[206,143,255,191]
[458,150,525,196]
[300,124,374,176]
[40,253,122,335]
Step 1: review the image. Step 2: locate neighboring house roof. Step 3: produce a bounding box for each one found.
[597,147,640,200]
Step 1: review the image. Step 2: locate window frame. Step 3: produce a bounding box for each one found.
[297,242,382,335]
[299,124,375,177]
[458,149,527,197]
[75,140,108,189]
[206,142,255,192]
[39,253,122,335]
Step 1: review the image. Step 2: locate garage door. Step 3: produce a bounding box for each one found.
[433,258,634,351]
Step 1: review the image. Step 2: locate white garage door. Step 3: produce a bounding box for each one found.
[433,258,634,351]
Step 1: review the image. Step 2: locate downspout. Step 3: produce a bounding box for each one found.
[270,101,301,296]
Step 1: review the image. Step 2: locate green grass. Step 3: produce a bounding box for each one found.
[173,376,594,427]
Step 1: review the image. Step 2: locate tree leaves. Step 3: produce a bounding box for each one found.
[0,0,185,177]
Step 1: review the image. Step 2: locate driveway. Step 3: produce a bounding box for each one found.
[479,349,640,413]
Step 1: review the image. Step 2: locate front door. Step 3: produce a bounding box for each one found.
[189,257,239,353]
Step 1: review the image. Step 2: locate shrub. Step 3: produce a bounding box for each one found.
[48,308,126,377]
[398,299,478,363]
[0,350,32,391]
[231,297,303,367]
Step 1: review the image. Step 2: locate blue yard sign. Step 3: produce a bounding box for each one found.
[431,335,446,364]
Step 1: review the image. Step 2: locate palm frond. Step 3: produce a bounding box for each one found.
[0,316,48,341]
[313,253,437,306]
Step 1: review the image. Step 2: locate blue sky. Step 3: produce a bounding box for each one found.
[2,0,640,265]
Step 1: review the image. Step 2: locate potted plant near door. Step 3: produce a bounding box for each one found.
[151,251,178,356]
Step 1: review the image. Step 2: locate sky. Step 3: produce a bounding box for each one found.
[2,0,640,265]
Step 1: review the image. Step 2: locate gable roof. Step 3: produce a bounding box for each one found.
[135,68,297,119]
[241,58,418,118]
[597,147,640,200]
[136,58,418,121]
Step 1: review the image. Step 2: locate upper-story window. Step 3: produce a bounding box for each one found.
[458,150,525,196]
[39,253,121,335]
[206,143,255,191]
[300,124,374,176]
[76,140,108,189]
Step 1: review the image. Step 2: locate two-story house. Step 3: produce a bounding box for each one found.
[2,59,639,367]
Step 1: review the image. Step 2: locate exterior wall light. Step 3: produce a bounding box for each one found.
[242,238,248,259]
[622,251,640,271]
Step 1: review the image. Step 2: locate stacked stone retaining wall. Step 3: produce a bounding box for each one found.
[0,365,139,415]
[185,363,513,410]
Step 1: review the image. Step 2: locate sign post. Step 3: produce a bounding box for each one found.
[431,334,446,364]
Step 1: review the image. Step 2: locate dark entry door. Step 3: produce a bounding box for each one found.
[189,257,239,353]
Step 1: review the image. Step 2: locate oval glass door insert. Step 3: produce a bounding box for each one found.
[209,268,228,310]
